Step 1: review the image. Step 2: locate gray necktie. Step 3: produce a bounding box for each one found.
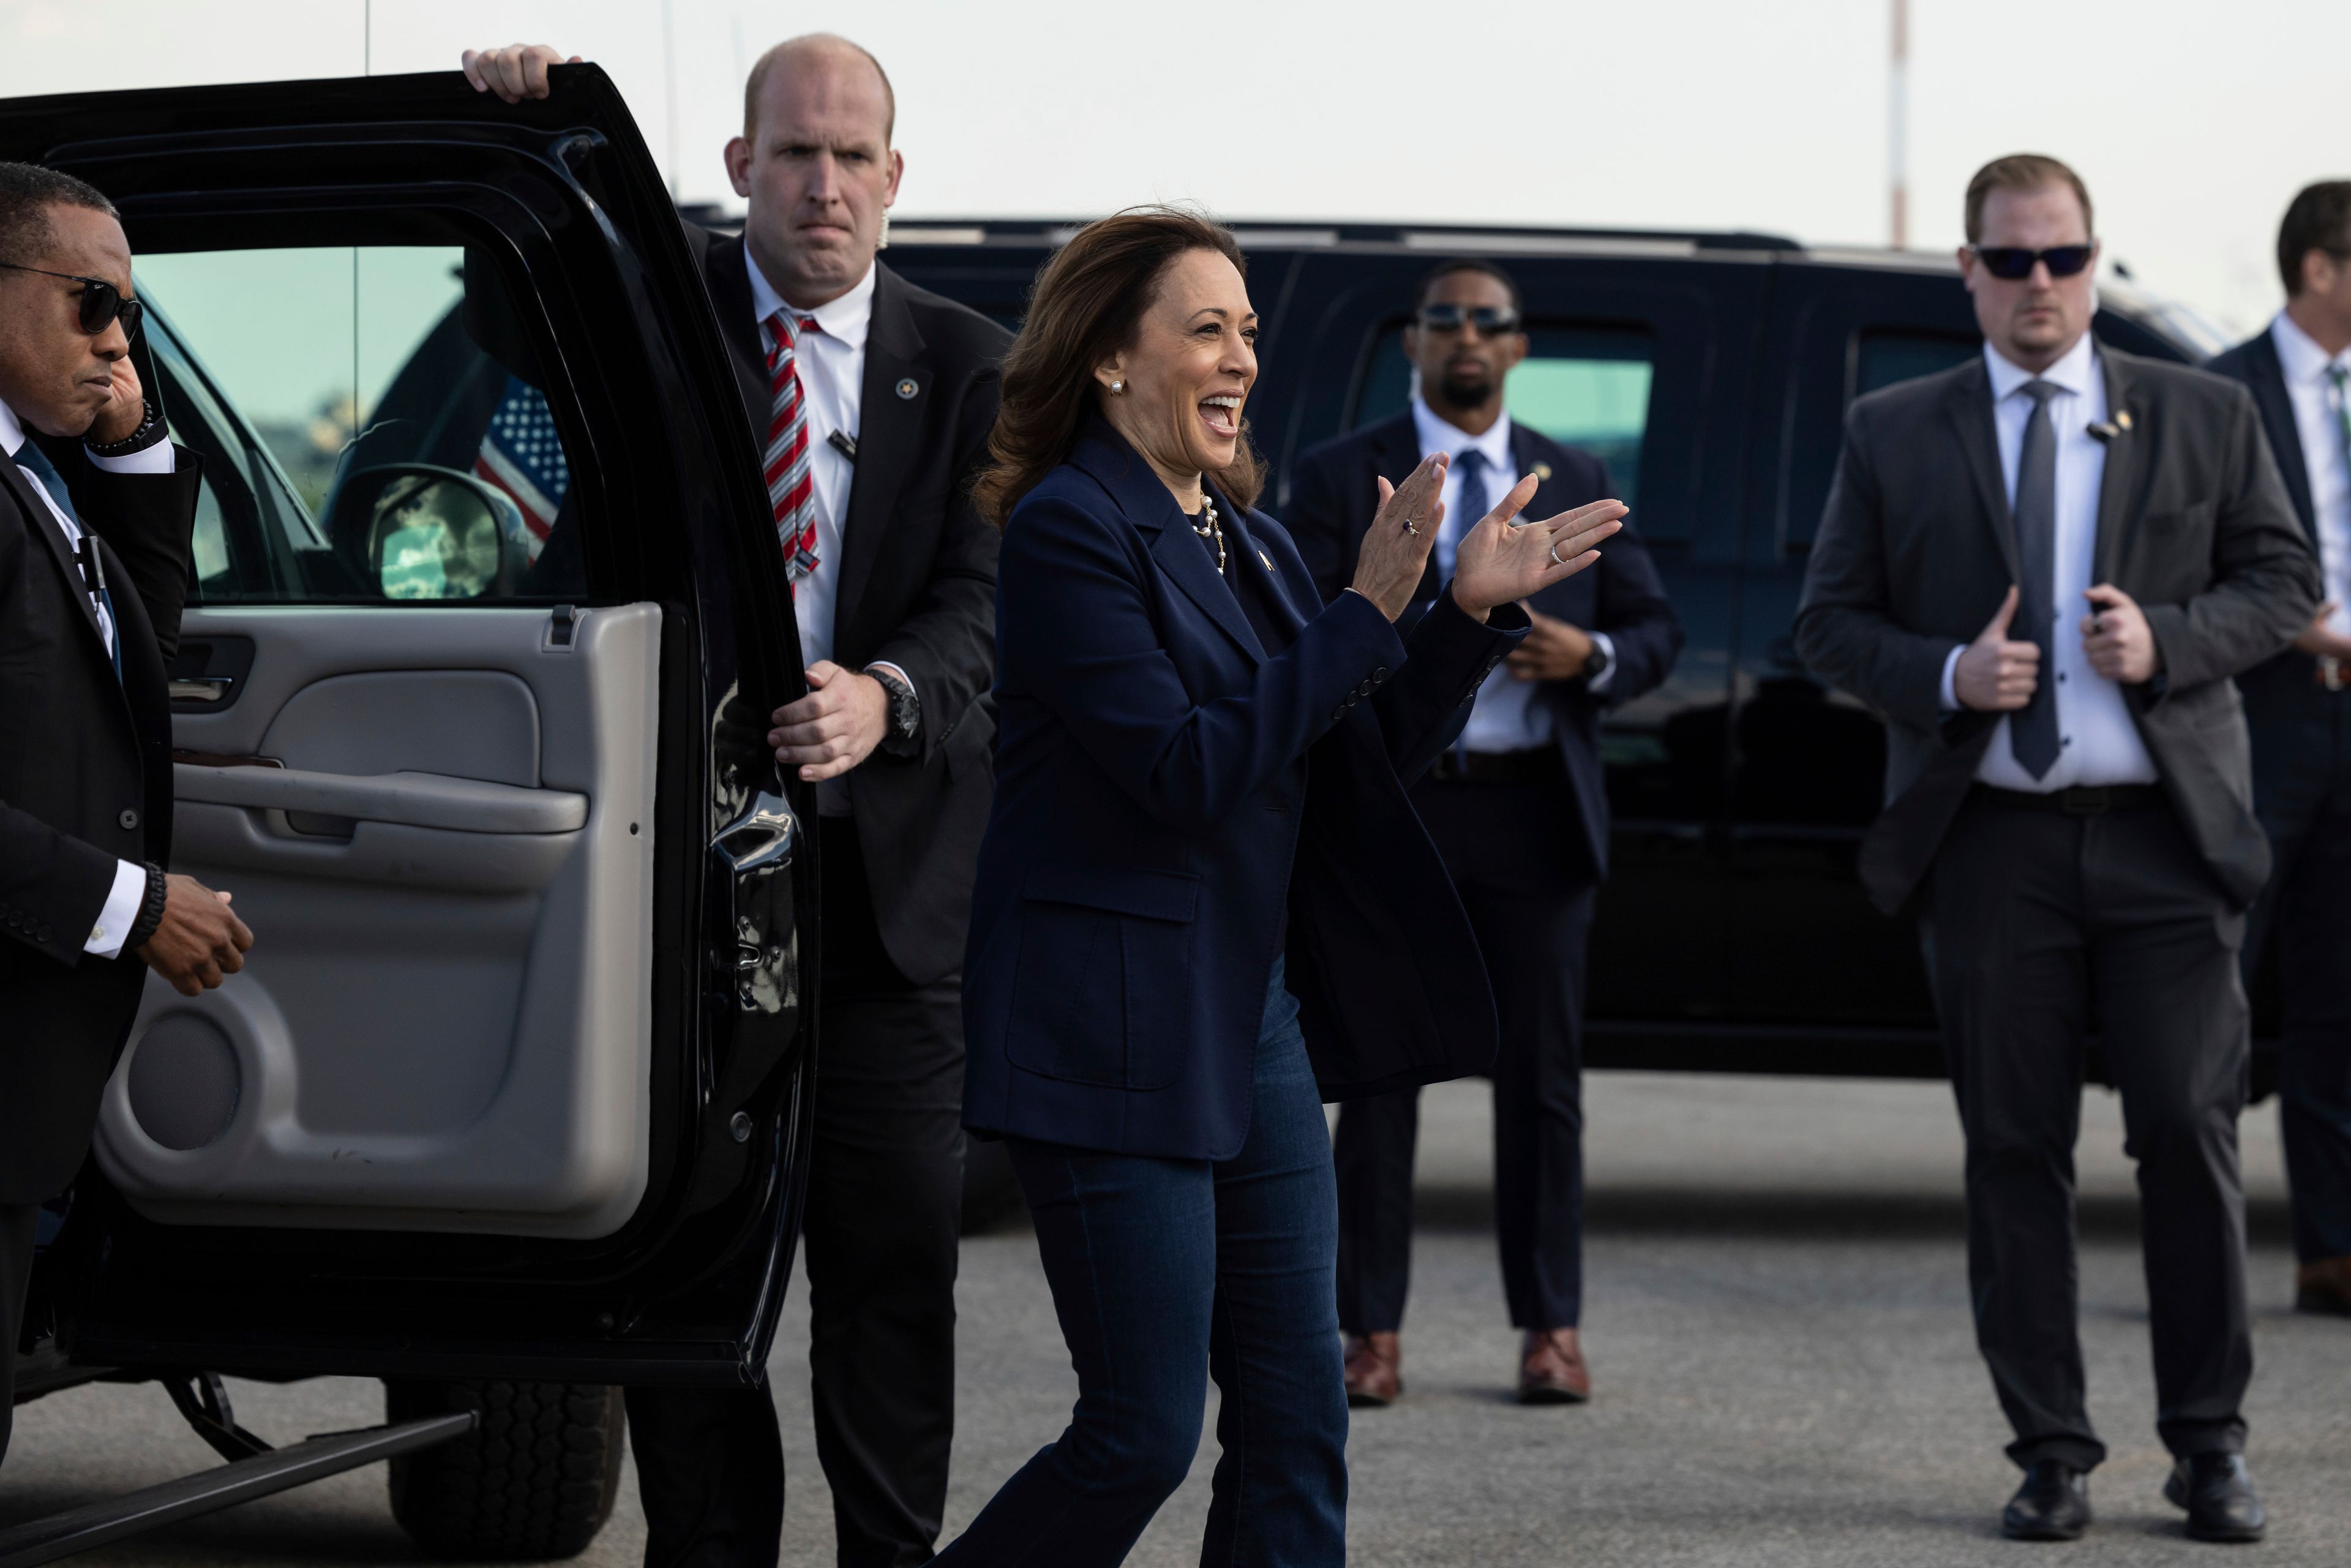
[2011,380,2062,779]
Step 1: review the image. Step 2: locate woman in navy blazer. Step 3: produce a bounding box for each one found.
[939,210,1625,1567]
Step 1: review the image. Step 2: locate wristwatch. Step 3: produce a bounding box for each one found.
[866,665,920,752]
[1582,637,1612,685]
[85,398,168,459]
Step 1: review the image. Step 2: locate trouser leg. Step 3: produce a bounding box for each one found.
[1925,801,2104,1471]
[2085,804,2253,1458]
[625,1382,785,1568]
[1202,973,1349,1567]
[932,1144,1213,1567]
[1332,1086,1419,1335]
[1485,880,1595,1332]
[805,819,964,1568]
[2273,770,2351,1264]
[0,1204,36,1472]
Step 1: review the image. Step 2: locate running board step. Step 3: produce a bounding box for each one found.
[0,1410,476,1567]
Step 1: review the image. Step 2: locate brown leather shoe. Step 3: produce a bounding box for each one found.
[2297,1256,2351,1316]
[1517,1327,1591,1405]
[1342,1332,1401,1407]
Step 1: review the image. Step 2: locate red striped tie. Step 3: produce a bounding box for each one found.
[764,309,822,586]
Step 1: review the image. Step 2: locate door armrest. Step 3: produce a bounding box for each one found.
[174,763,588,835]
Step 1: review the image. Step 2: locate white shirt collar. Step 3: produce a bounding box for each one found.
[0,397,27,458]
[2271,309,2351,387]
[744,239,876,353]
[1984,331,2098,402]
[1410,394,1513,468]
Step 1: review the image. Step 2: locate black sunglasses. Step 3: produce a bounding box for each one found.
[1970,244,2094,281]
[1415,302,1521,334]
[0,261,144,336]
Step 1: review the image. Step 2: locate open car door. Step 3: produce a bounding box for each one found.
[0,66,816,1388]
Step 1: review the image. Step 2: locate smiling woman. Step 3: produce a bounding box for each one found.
[940,206,1624,1566]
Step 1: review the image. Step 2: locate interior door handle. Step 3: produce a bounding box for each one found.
[713,790,795,874]
[169,677,234,703]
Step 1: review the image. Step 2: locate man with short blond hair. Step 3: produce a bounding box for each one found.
[468,38,1008,1568]
[1798,153,2315,1544]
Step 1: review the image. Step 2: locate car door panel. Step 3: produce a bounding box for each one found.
[96,602,659,1239]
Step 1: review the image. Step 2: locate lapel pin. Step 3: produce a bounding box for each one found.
[1257,549,1273,571]
[895,377,920,400]
[1531,461,1553,481]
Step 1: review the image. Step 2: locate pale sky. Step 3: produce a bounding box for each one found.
[4,0,2345,337]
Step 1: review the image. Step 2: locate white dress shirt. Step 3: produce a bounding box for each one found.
[1,396,178,957]
[1411,396,1615,754]
[1936,336,2158,790]
[2269,311,2351,636]
[746,244,912,814]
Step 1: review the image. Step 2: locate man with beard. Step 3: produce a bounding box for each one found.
[1286,258,1681,1407]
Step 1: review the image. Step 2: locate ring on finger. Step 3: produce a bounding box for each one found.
[1548,542,1568,566]
[1402,517,1420,536]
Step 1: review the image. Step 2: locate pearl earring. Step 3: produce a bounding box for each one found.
[1109,379,1125,393]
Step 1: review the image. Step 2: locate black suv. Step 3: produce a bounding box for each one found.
[886,222,2227,1079]
[3,69,819,1562]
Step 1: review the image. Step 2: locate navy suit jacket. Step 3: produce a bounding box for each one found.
[1284,412,1681,876]
[961,422,1529,1160]
[2206,328,2328,758]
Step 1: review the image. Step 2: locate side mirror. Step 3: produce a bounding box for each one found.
[328,465,526,601]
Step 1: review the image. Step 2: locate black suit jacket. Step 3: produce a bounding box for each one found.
[2205,327,2330,759]
[0,432,200,1204]
[687,227,1012,983]
[1283,412,1682,876]
[1794,347,2319,915]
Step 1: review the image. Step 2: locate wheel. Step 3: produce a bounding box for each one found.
[384,1379,626,1561]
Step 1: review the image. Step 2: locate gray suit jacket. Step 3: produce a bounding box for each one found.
[1794,346,2319,915]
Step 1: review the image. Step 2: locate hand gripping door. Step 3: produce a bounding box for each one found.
[2,65,817,1386]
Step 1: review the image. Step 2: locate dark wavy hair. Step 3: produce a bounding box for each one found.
[974,206,1266,528]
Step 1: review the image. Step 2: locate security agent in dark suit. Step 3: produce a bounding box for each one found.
[1797,155,2317,1545]
[467,39,1007,1568]
[1286,259,1681,1408]
[0,163,239,1468]
[2206,180,2351,1321]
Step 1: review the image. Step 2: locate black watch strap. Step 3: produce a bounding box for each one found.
[85,399,168,459]
[867,666,920,750]
[126,862,168,951]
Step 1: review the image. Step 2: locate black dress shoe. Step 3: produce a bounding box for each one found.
[2164,1453,2266,1544]
[2002,1460,2092,1541]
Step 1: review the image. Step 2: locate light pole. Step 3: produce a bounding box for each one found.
[1889,0,1909,249]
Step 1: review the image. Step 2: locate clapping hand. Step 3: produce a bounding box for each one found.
[1451,476,1624,622]
[1347,454,1450,621]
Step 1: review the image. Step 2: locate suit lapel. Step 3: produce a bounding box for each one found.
[702,236,773,430]
[1221,499,1307,643]
[2246,332,2317,541]
[1,449,108,652]
[1072,427,1262,662]
[836,264,924,645]
[1944,361,2020,581]
[2092,351,2147,584]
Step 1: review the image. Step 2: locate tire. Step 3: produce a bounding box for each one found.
[385,1379,626,1561]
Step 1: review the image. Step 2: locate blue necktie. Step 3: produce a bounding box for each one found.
[1450,447,1491,585]
[9,437,122,683]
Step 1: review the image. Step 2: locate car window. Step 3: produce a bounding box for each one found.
[1851,328,1978,400]
[1350,324,1656,511]
[136,244,585,604]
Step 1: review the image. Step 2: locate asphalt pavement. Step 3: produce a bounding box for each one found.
[5,1071,2343,1567]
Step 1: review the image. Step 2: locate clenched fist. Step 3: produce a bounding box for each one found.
[1954,585,2041,711]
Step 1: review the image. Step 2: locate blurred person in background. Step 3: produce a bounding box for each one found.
[1285,259,1680,1408]
[0,162,244,1468]
[1797,153,2315,1545]
[465,37,1010,1568]
[940,208,1622,1566]
[2205,180,2351,1322]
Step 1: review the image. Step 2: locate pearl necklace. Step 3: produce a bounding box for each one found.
[1191,496,1225,572]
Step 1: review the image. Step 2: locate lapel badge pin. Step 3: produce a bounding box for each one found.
[1531,461,1553,481]
[895,377,920,400]
[1258,549,1273,571]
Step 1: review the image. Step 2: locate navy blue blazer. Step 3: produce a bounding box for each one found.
[961,422,1529,1160]
[1284,413,1681,876]
[2207,329,2327,751]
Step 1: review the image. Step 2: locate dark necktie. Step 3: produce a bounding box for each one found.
[9,436,122,683]
[2011,380,2061,779]
[1451,446,1491,582]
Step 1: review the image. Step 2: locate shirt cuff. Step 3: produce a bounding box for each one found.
[1938,644,1964,711]
[1586,631,1618,693]
[86,858,148,959]
[865,661,915,700]
[88,440,176,476]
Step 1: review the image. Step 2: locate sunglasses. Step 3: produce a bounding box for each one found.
[0,261,145,336]
[1969,244,2094,281]
[1415,302,1521,334]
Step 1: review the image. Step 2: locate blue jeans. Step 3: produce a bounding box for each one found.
[935,959,1346,1566]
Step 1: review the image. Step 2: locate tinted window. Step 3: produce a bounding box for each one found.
[1852,328,1977,399]
[137,244,583,604]
[1352,324,1656,509]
